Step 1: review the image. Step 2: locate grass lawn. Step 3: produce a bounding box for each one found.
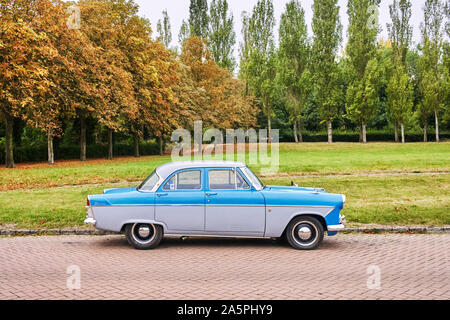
[0,142,448,191]
[0,142,448,229]
[0,174,448,229]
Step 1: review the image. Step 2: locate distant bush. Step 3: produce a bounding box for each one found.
[281,131,450,143]
[0,140,160,164]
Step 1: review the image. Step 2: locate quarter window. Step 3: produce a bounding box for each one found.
[163,170,202,191]
[209,169,250,190]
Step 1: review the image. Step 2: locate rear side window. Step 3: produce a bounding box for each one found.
[209,169,250,190]
[163,170,202,191]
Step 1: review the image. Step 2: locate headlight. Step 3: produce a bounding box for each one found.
[342,194,346,208]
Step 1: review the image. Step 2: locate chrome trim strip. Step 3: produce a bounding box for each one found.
[165,233,270,239]
[90,204,336,208]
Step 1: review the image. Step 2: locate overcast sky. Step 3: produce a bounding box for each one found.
[135,0,427,58]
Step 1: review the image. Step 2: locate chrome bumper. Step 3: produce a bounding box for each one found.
[84,206,96,226]
[327,224,345,232]
[328,214,346,232]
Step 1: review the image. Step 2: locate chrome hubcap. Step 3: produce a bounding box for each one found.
[292,221,318,246]
[138,225,150,238]
[298,226,312,240]
[132,223,156,244]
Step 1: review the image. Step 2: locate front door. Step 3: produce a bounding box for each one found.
[155,169,205,232]
[205,168,266,235]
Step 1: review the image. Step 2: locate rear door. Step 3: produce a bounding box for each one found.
[205,168,266,235]
[155,169,205,232]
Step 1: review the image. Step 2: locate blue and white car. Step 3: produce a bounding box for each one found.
[85,161,346,250]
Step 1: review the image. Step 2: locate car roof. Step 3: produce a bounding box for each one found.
[156,160,246,179]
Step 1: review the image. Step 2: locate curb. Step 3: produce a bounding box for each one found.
[0,226,449,236]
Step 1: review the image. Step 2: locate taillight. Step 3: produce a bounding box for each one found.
[86,197,90,207]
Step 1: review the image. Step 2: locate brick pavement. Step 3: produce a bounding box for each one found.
[0,234,448,300]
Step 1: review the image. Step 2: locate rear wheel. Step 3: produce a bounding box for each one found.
[285,216,324,250]
[125,223,163,250]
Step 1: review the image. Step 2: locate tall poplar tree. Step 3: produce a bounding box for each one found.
[209,0,236,71]
[157,9,172,48]
[345,0,380,143]
[245,0,276,140]
[189,0,209,39]
[278,0,310,143]
[387,0,413,143]
[311,0,342,144]
[418,0,445,142]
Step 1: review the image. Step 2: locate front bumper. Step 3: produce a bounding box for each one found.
[328,214,346,232]
[84,206,96,226]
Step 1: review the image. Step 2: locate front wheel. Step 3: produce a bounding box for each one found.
[285,216,324,250]
[125,223,163,250]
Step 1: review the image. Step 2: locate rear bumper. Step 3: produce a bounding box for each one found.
[84,206,96,226]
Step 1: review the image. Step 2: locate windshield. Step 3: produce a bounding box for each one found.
[242,167,264,190]
[138,170,160,191]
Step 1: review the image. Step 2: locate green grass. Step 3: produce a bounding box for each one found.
[0,174,448,229]
[0,142,448,229]
[0,142,449,190]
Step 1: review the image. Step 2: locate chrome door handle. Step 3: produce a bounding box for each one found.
[206,192,218,196]
[156,193,168,197]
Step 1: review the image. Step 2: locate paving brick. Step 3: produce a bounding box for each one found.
[0,234,448,300]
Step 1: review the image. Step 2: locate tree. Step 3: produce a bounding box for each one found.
[245,0,276,140]
[208,0,236,71]
[387,0,413,142]
[0,0,57,168]
[418,0,445,142]
[311,0,343,144]
[278,0,310,143]
[178,19,190,46]
[345,0,380,143]
[386,65,414,143]
[238,11,251,95]
[189,0,209,39]
[157,9,172,48]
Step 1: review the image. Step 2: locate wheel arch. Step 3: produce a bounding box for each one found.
[120,220,167,233]
[281,213,327,237]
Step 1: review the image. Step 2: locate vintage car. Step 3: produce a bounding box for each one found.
[85,161,346,250]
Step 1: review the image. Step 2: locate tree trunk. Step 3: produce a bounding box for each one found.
[267,115,272,143]
[47,132,54,165]
[435,110,440,143]
[107,128,113,160]
[4,112,15,168]
[80,114,87,161]
[359,124,363,143]
[394,123,399,143]
[424,123,428,142]
[133,132,140,157]
[361,123,367,143]
[159,136,164,156]
[298,118,303,143]
[401,123,405,144]
[293,121,298,143]
[327,121,333,144]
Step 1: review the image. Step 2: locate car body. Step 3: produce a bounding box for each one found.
[85,161,346,250]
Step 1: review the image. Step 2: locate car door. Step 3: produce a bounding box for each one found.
[205,168,266,235]
[155,169,205,232]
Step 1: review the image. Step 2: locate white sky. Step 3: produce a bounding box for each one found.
[135,0,426,58]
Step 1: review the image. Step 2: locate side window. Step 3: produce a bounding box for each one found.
[209,169,250,190]
[163,170,202,191]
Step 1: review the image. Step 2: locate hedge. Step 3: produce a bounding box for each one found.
[0,141,160,164]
